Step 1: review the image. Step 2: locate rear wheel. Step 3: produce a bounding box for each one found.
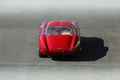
[74,47,81,57]
[39,49,47,58]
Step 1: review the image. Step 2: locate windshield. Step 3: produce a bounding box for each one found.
[46,27,73,36]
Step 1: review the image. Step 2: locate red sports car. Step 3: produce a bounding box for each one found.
[38,20,80,57]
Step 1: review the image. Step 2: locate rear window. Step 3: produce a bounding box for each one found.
[46,27,73,36]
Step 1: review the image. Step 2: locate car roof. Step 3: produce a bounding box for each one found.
[47,20,71,28]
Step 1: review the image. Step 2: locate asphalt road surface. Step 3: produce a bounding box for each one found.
[0,0,120,80]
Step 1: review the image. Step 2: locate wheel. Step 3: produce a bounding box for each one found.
[39,49,47,58]
[74,47,81,57]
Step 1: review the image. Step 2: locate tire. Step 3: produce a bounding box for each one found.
[74,47,81,57]
[39,49,47,58]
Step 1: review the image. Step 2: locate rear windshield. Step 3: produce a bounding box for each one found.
[46,27,73,36]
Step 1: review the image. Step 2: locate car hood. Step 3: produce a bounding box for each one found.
[46,35,72,52]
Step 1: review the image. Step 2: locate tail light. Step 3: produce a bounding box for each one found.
[45,47,48,52]
[71,47,75,51]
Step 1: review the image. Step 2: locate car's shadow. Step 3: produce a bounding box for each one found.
[51,37,109,61]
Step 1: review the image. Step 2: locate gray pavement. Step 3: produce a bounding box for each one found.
[0,0,120,80]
